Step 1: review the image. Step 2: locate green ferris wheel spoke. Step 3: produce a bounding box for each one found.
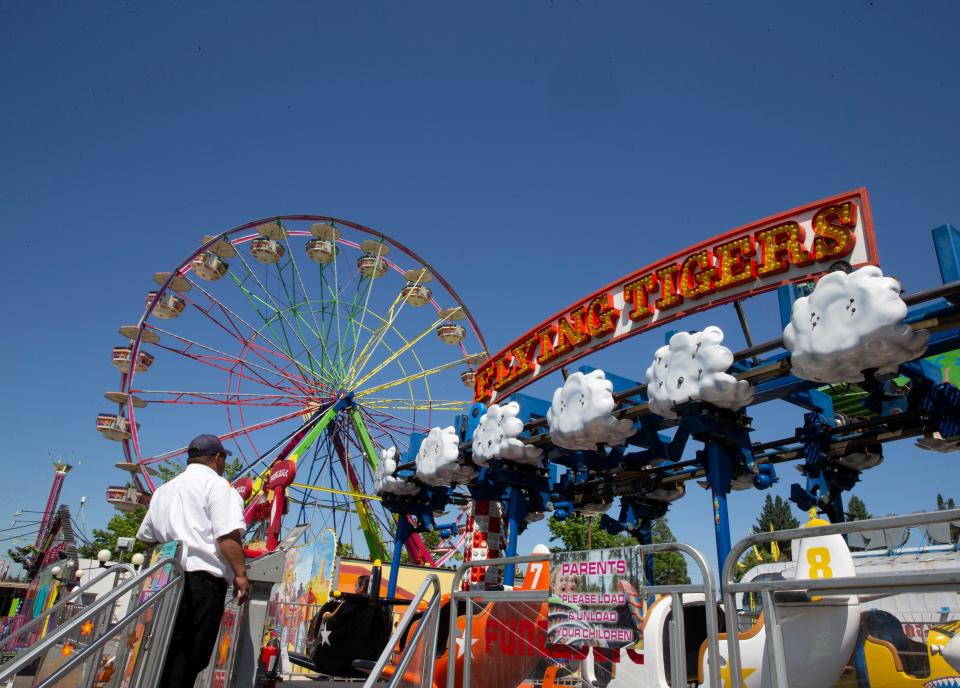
[346,406,389,561]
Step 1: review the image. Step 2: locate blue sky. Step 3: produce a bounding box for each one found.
[2,1,959,573]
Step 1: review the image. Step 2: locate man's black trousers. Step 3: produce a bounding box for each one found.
[158,570,228,687]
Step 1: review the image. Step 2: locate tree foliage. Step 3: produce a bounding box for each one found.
[78,509,149,558]
[547,515,689,586]
[6,544,38,569]
[936,494,959,543]
[734,494,801,581]
[846,495,872,521]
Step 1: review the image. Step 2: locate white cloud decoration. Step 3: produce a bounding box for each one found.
[546,370,635,450]
[645,326,753,420]
[784,266,928,384]
[414,426,476,487]
[374,446,418,496]
[471,402,543,466]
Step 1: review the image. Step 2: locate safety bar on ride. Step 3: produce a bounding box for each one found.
[721,508,960,688]
[0,563,137,652]
[0,557,184,687]
[447,545,722,688]
[363,573,442,688]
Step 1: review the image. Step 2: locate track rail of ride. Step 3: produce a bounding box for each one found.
[500,279,960,488]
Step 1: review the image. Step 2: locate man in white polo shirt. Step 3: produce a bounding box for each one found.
[137,434,249,687]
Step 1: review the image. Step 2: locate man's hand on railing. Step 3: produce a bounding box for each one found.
[234,574,250,604]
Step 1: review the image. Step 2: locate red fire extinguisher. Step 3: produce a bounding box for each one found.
[259,631,281,687]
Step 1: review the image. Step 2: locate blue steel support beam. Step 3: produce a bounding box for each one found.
[933,225,960,302]
[387,515,413,597]
[504,487,525,586]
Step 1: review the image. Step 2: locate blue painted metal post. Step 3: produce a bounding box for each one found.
[504,487,523,587]
[387,516,412,598]
[704,442,733,582]
[932,225,960,288]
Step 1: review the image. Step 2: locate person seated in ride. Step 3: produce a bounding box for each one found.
[309,574,392,677]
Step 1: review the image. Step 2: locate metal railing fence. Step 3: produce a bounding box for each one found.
[721,508,960,687]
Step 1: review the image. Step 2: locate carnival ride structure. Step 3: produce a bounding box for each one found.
[86,190,960,687]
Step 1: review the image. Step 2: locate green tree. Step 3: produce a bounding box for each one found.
[650,517,690,586]
[754,494,800,559]
[337,541,357,559]
[735,495,800,582]
[6,544,38,569]
[846,495,872,521]
[153,458,244,483]
[78,510,149,558]
[547,515,689,586]
[936,494,959,542]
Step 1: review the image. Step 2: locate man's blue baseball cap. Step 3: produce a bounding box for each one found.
[187,434,232,458]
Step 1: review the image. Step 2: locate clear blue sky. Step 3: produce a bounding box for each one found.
[2,1,959,572]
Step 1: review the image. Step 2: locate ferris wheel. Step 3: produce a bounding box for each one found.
[97,216,487,564]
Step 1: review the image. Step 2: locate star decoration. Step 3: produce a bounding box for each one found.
[720,663,756,687]
[80,620,95,637]
[454,628,478,659]
[60,642,75,657]
[320,625,332,647]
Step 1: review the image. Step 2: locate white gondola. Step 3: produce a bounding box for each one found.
[119,325,160,344]
[305,238,339,264]
[104,391,147,408]
[145,291,186,319]
[191,251,229,280]
[438,306,466,321]
[96,414,136,441]
[359,239,390,256]
[256,221,287,240]
[201,234,237,258]
[111,347,154,374]
[401,283,432,307]
[309,223,341,240]
[460,370,476,387]
[357,254,387,278]
[152,272,191,292]
[437,323,466,344]
[105,485,150,513]
[251,238,285,264]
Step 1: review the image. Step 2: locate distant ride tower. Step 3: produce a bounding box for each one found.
[34,460,72,549]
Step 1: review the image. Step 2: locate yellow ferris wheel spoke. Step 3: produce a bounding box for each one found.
[355,353,482,398]
[350,317,445,390]
[362,398,469,412]
[290,482,382,501]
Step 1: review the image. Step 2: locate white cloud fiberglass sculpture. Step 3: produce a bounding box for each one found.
[546,370,635,450]
[471,402,543,466]
[784,266,928,384]
[415,426,477,487]
[374,446,418,496]
[646,326,753,420]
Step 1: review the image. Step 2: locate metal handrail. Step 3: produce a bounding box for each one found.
[0,557,183,683]
[720,509,960,687]
[447,545,722,688]
[0,563,136,651]
[388,593,442,688]
[36,568,184,688]
[363,574,441,688]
